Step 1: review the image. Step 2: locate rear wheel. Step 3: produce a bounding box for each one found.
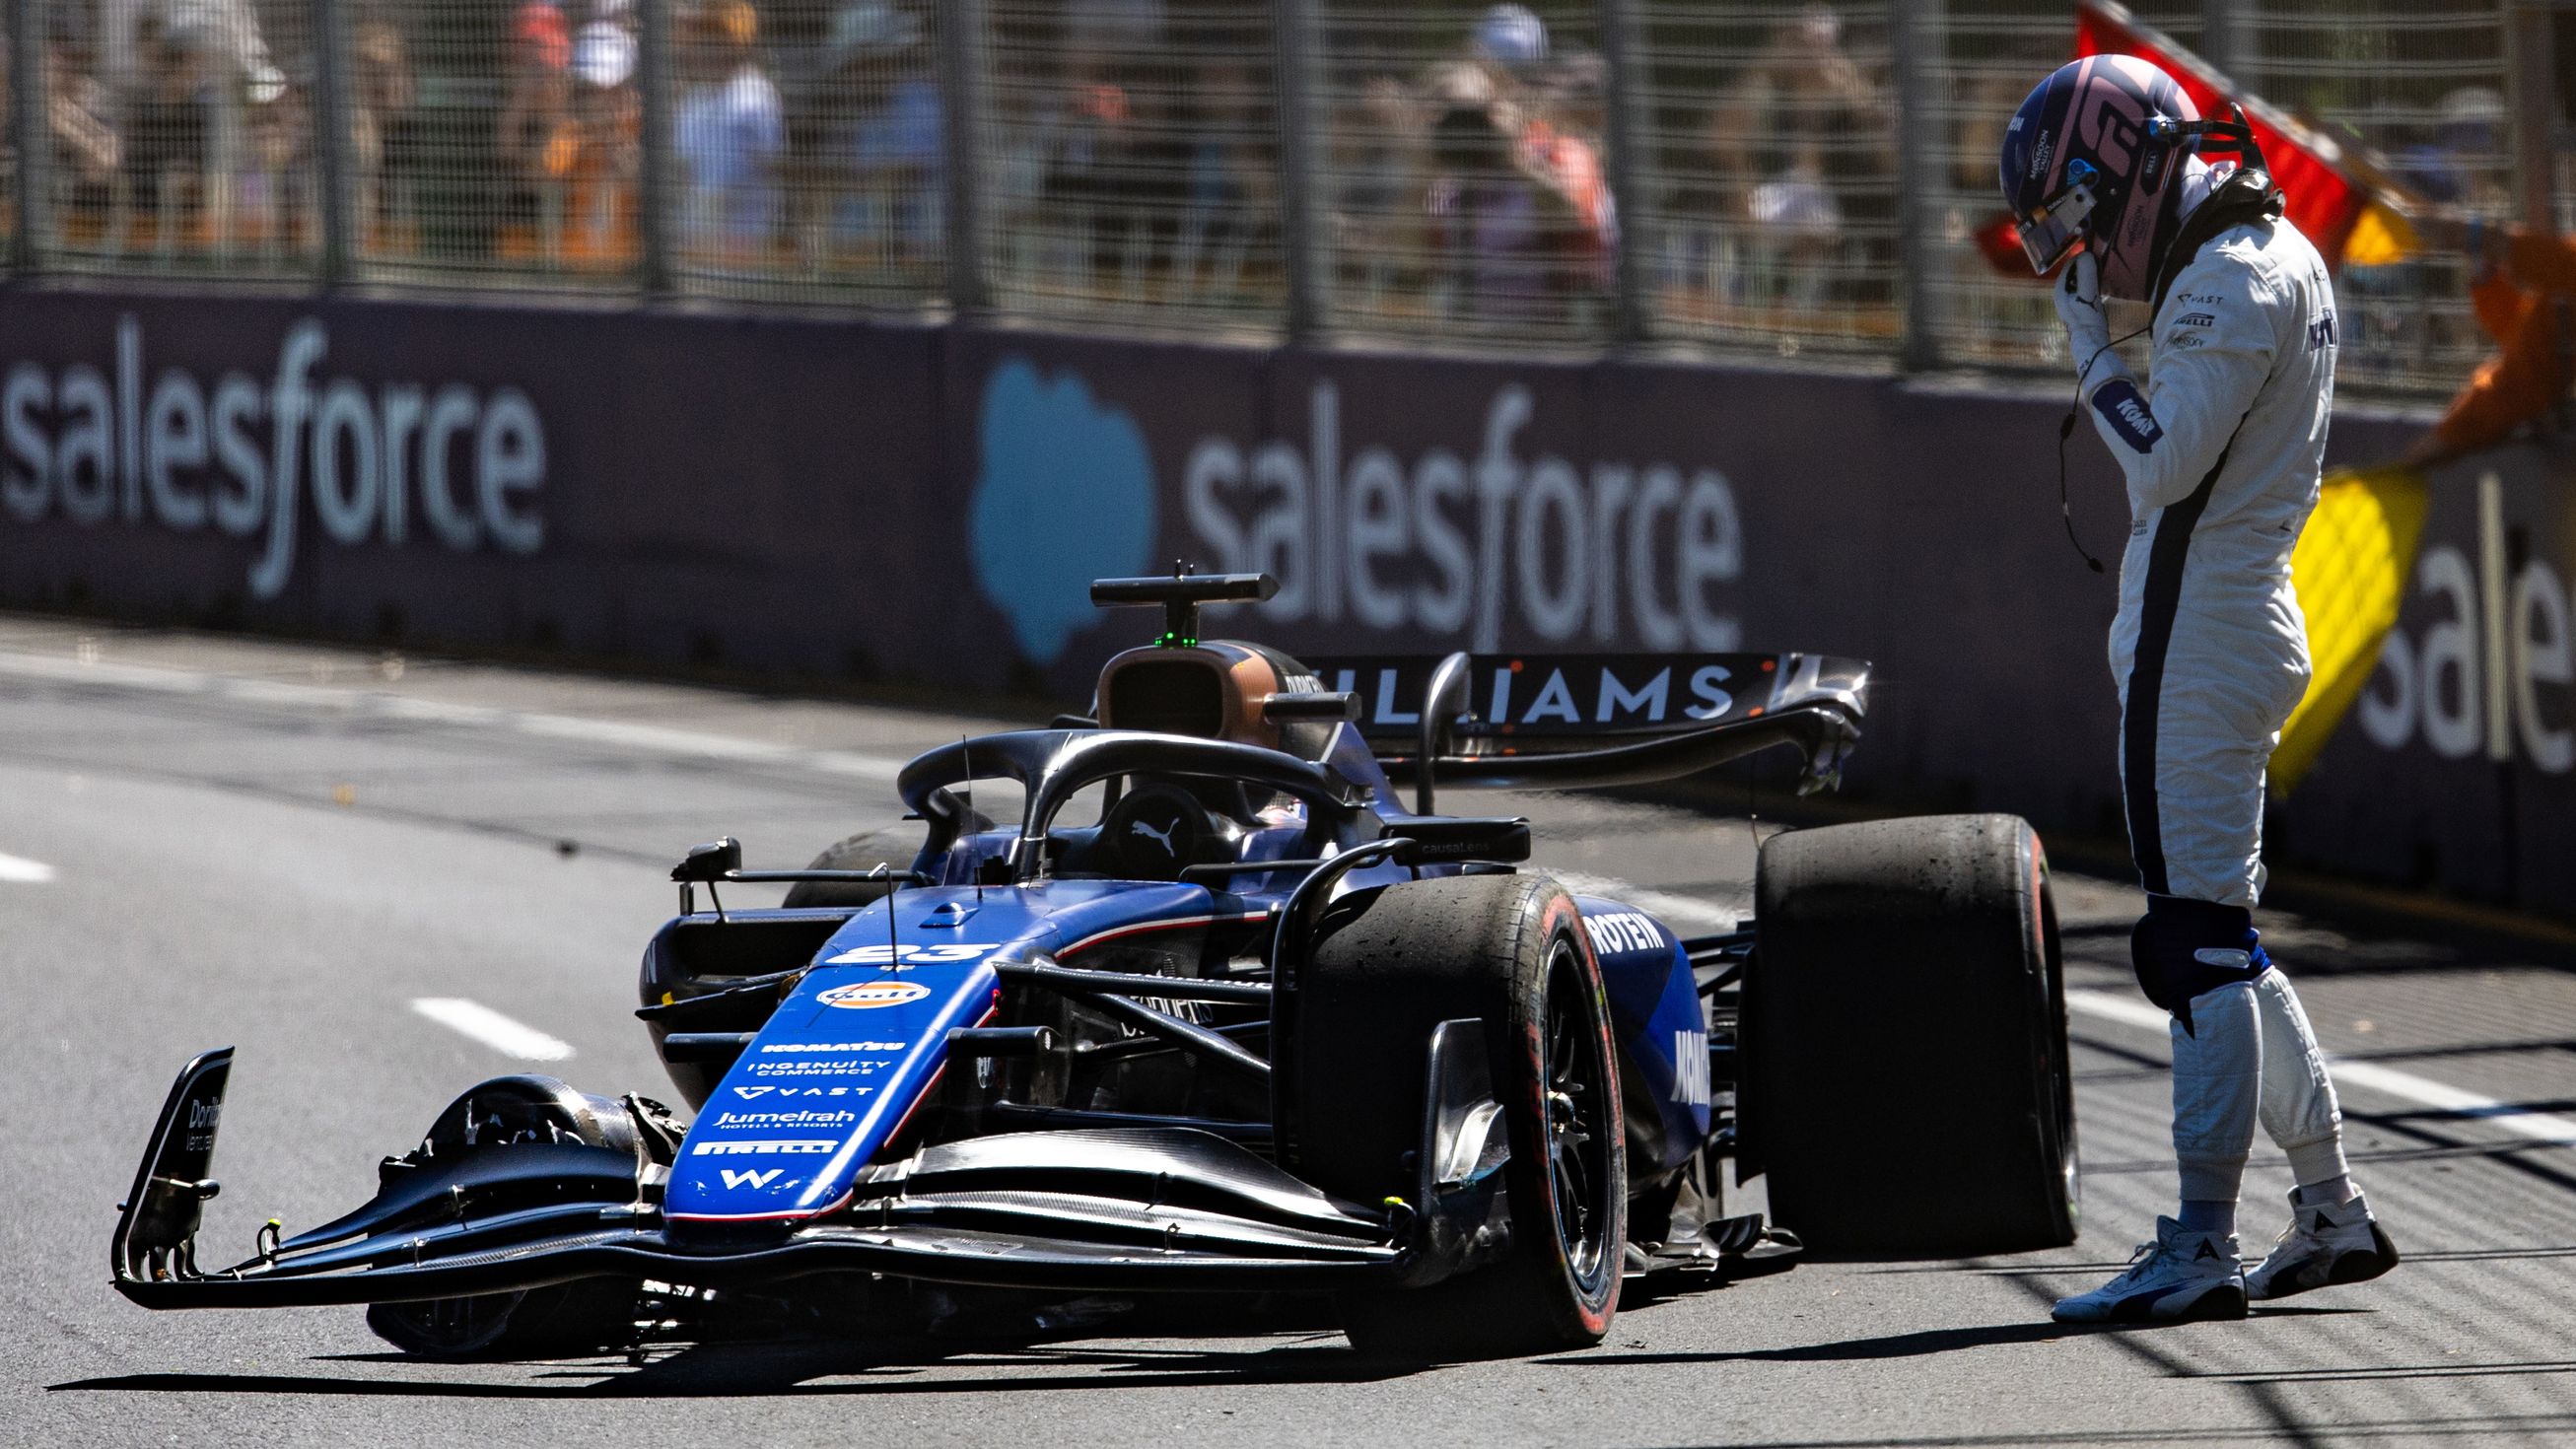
[1287,874,1625,1360]
[1743,813,2077,1256]
[365,1077,658,1358]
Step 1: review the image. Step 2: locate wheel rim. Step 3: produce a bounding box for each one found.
[1541,940,1615,1293]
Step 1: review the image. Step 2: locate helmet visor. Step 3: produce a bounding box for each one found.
[2014,176,2097,275]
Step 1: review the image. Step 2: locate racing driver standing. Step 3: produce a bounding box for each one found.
[1998,55,2401,1323]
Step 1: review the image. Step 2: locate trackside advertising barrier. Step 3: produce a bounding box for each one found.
[1,288,2568,915]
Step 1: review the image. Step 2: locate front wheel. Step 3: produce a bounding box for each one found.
[1286,874,1626,1360]
[364,1077,658,1358]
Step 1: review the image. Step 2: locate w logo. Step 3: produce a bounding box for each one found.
[720,1168,785,1191]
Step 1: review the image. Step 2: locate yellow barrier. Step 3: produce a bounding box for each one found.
[2273,464,2431,794]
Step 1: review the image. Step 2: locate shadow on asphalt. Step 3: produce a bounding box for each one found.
[48,1338,1424,1399]
[1539,1319,2124,1364]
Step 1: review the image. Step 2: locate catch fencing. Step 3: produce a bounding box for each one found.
[0,0,2555,395]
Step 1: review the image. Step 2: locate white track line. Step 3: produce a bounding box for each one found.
[2066,987,2576,1148]
[411,998,576,1062]
[0,852,56,883]
[0,651,900,781]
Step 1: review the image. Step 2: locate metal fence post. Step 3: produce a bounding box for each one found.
[11,0,48,274]
[2502,0,2567,434]
[638,0,674,298]
[308,0,353,287]
[1893,0,1940,372]
[1598,0,1652,346]
[939,0,988,318]
[2199,0,2248,80]
[1271,0,1321,339]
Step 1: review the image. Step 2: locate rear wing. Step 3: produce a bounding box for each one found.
[1301,652,1868,803]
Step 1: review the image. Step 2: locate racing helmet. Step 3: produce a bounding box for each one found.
[1998,55,2198,300]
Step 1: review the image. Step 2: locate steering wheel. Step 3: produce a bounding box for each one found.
[1096,783,1222,881]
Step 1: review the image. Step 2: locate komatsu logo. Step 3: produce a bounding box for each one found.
[1673,1030,1711,1107]
[762,1041,906,1053]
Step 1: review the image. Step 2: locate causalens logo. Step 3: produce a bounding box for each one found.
[1,314,547,598]
[1184,381,1743,651]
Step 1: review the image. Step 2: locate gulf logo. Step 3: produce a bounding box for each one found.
[818,980,932,1010]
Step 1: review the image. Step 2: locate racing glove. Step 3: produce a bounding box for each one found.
[2054,250,2113,383]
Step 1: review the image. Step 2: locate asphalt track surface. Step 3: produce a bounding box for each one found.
[6,620,2576,1448]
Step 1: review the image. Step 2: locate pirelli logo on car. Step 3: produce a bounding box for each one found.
[690,1138,837,1156]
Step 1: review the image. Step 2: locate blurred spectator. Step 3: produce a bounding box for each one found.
[100,0,285,256]
[1708,2,1887,312]
[44,28,126,215]
[824,1,940,270]
[498,0,576,261]
[568,10,641,263]
[353,4,419,253]
[2348,87,2514,379]
[1524,50,1617,290]
[1424,63,1555,321]
[1176,57,1271,301]
[240,55,310,259]
[121,14,207,250]
[1472,4,1548,83]
[676,0,785,255]
[1418,8,1609,326]
[1038,11,1184,300]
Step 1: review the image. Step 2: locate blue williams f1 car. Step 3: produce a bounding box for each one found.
[113,572,2078,1359]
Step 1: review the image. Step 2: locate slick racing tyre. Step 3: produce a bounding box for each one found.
[365,1077,657,1359]
[1743,813,2077,1256]
[781,830,916,909]
[1287,874,1625,1360]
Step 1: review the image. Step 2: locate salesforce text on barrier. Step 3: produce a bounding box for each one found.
[1,316,546,598]
[1183,382,1742,651]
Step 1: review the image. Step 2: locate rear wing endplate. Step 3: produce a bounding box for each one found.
[1301,652,1868,800]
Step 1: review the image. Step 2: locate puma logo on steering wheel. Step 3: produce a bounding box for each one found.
[1129,817,1178,855]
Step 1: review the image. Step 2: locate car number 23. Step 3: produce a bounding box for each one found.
[822,942,1001,966]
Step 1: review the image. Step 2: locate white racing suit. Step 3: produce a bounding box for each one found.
[2077,189,2350,1202]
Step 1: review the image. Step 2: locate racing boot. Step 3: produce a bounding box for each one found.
[2246,1187,2399,1301]
[2050,1216,2247,1324]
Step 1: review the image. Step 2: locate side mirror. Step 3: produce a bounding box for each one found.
[1389,816,1531,864]
[671,837,742,883]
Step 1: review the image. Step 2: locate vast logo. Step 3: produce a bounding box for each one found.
[817,980,932,1010]
[1,315,546,599]
[969,356,1156,662]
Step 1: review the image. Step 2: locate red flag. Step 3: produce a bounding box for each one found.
[2076,0,2371,267]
